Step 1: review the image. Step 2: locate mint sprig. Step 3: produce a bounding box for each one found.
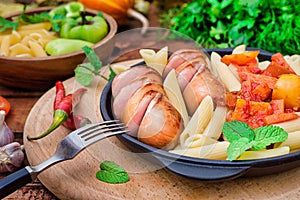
[222,120,288,161]
[75,46,116,86]
[252,126,288,151]
[96,160,129,184]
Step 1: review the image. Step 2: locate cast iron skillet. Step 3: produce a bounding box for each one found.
[100,48,300,181]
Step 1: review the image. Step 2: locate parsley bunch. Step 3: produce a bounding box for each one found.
[160,0,300,55]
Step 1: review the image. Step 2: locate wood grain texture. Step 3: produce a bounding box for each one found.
[23,60,300,200]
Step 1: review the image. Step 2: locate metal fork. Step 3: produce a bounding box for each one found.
[0,120,128,199]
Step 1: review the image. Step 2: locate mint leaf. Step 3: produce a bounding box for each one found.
[82,46,102,71]
[96,160,129,184]
[75,46,116,86]
[96,171,129,184]
[100,160,126,173]
[74,63,94,86]
[252,126,288,151]
[227,138,255,161]
[222,120,255,143]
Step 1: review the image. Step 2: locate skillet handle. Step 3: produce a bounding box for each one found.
[0,167,32,199]
[155,155,250,181]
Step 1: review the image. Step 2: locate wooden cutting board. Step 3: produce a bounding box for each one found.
[24,60,300,200]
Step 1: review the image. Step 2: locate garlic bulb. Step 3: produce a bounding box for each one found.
[0,110,14,147]
[0,142,24,173]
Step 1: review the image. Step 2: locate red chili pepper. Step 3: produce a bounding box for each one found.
[54,81,66,110]
[63,114,92,130]
[27,82,87,141]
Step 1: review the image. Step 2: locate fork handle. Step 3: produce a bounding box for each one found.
[0,167,32,199]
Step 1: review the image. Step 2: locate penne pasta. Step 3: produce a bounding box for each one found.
[258,60,270,70]
[17,22,52,31]
[10,30,21,45]
[183,134,217,148]
[15,53,33,58]
[284,54,300,75]
[232,44,246,54]
[28,40,47,57]
[211,52,241,92]
[0,35,11,56]
[228,63,240,81]
[275,130,300,150]
[179,95,214,147]
[139,46,168,75]
[9,43,31,56]
[274,117,300,133]
[163,69,190,127]
[202,106,227,140]
[17,29,51,38]
[0,27,57,58]
[170,141,230,160]
[237,146,290,160]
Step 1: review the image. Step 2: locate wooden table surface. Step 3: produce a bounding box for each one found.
[0,4,161,199]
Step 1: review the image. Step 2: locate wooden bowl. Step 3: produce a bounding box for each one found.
[0,6,117,91]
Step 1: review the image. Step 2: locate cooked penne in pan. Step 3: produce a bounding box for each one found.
[275,131,300,150]
[139,46,168,75]
[202,106,227,140]
[179,95,214,147]
[237,146,290,160]
[170,141,230,160]
[211,52,241,92]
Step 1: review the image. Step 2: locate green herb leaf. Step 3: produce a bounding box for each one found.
[82,46,102,71]
[222,121,289,161]
[0,17,18,32]
[75,46,116,86]
[18,6,51,24]
[108,66,116,81]
[160,0,300,55]
[74,63,94,86]
[222,120,255,143]
[227,138,255,161]
[252,125,288,150]
[96,160,129,184]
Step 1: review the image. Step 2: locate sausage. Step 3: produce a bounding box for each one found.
[112,69,162,119]
[162,48,204,78]
[121,83,165,136]
[112,66,158,97]
[163,49,209,91]
[111,65,183,149]
[183,68,225,115]
[138,93,183,150]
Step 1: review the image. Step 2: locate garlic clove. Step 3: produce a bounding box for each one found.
[0,110,14,147]
[0,142,24,173]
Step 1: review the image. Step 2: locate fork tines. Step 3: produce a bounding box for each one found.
[76,120,128,146]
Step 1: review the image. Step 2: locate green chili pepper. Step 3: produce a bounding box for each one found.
[45,38,94,56]
[60,12,108,43]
